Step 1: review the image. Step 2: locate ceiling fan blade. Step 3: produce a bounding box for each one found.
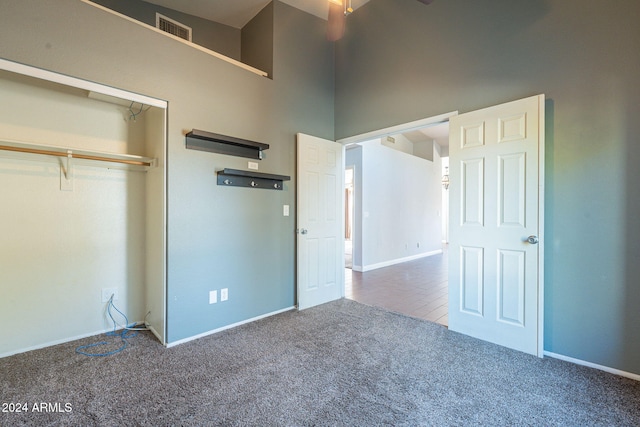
[416,0,435,4]
[326,1,346,41]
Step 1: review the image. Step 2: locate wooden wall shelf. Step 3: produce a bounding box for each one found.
[186,130,269,160]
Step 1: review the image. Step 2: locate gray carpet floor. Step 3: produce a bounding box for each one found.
[1,299,639,426]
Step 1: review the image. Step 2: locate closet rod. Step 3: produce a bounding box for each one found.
[0,144,152,167]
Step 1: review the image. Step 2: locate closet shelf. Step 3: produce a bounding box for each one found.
[0,138,156,170]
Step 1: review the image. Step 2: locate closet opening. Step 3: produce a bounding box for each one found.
[0,59,167,357]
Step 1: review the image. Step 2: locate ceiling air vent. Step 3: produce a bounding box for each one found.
[156,13,192,42]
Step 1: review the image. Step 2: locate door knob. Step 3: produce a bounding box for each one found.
[527,235,539,244]
[298,228,308,235]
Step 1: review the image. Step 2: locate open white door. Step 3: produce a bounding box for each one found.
[297,133,344,310]
[448,95,544,356]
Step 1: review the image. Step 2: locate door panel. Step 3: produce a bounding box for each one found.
[306,238,319,291]
[499,153,526,227]
[462,158,485,226]
[297,133,344,310]
[497,249,526,325]
[461,246,484,316]
[449,95,544,356]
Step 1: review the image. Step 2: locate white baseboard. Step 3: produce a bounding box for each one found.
[544,351,640,382]
[147,325,164,345]
[0,319,154,359]
[0,327,116,359]
[166,306,297,348]
[355,249,443,272]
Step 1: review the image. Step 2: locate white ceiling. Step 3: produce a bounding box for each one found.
[402,122,450,147]
[144,0,371,29]
[418,122,449,146]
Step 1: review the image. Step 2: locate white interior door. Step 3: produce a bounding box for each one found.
[297,133,344,310]
[448,95,544,356]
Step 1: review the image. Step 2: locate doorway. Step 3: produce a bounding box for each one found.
[340,114,454,326]
[321,97,544,355]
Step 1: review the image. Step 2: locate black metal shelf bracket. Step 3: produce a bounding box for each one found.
[217,168,290,190]
[186,129,269,160]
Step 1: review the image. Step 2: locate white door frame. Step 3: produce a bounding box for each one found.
[336,107,544,356]
[338,112,458,146]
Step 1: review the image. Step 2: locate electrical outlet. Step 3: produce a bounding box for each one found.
[102,287,118,303]
[221,288,228,301]
[283,205,289,216]
[209,290,218,304]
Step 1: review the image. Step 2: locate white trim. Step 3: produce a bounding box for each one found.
[147,325,165,345]
[1,321,160,358]
[544,351,640,382]
[354,249,443,272]
[79,0,268,78]
[0,58,167,108]
[340,146,347,298]
[0,323,142,359]
[166,306,296,348]
[537,94,546,358]
[337,111,458,146]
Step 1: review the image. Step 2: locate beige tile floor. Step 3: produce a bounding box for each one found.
[344,247,448,327]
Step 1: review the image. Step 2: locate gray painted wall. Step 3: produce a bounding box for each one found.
[335,0,640,374]
[0,0,334,344]
[242,2,274,78]
[91,0,241,59]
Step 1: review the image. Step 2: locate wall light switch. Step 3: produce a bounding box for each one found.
[248,161,259,170]
[221,288,228,301]
[283,205,290,216]
[209,290,217,304]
